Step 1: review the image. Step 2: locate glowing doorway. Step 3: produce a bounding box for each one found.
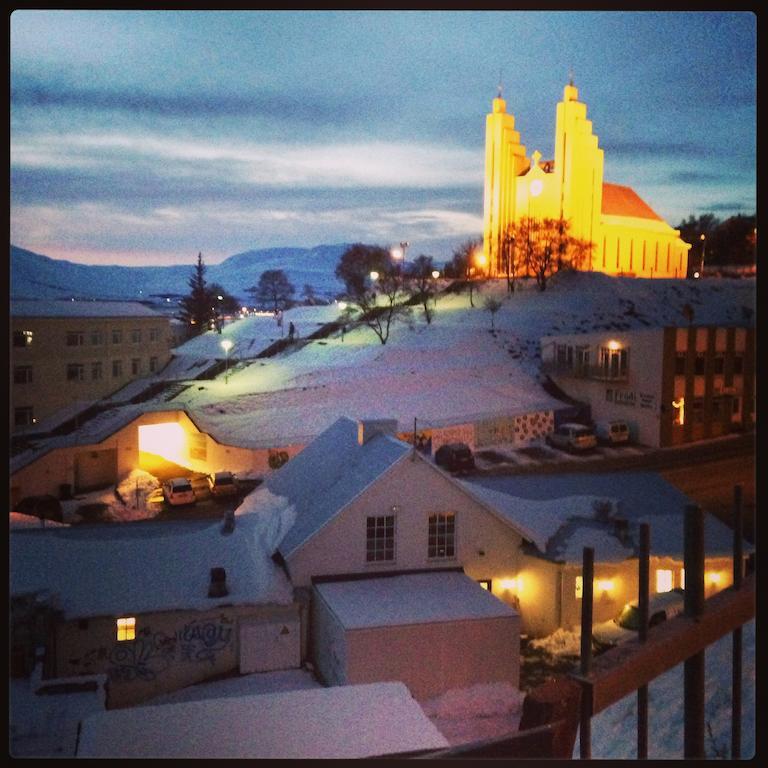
[138,423,192,471]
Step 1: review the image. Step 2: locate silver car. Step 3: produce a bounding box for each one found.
[546,423,598,452]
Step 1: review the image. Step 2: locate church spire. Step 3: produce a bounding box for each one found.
[497,68,503,99]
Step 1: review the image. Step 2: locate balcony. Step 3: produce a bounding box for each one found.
[541,360,629,383]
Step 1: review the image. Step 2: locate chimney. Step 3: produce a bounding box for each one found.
[357,418,399,446]
[208,567,228,598]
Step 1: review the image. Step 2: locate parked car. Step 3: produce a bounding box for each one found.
[434,442,476,473]
[594,420,630,445]
[592,588,685,651]
[207,471,238,498]
[545,423,598,452]
[163,477,196,506]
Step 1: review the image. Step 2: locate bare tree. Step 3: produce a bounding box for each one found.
[450,238,483,307]
[248,269,296,311]
[408,254,436,324]
[483,296,502,330]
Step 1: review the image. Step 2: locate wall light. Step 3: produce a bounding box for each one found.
[607,339,622,351]
[596,579,614,593]
[498,577,520,593]
[706,571,722,586]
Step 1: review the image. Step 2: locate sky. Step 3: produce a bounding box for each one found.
[10,10,756,267]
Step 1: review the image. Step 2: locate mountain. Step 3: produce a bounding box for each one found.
[9,244,350,302]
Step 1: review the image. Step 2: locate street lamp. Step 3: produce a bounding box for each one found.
[699,234,706,278]
[220,339,233,384]
[431,270,440,279]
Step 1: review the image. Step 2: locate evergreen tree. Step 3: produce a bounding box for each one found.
[180,252,214,335]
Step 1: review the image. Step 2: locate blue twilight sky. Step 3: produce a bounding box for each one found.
[10,10,756,266]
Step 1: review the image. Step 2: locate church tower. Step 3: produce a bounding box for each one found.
[553,79,604,268]
[482,87,528,276]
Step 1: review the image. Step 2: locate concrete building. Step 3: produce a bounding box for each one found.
[10,301,172,433]
[540,325,755,447]
[482,80,691,278]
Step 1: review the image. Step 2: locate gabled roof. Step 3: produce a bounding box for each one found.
[601,183,663,221]
[271,417,411,559]
[10,516,293,618]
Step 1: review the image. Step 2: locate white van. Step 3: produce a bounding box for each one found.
[595,420,630,445]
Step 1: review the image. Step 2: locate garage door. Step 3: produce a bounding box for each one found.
[75,449,118,492]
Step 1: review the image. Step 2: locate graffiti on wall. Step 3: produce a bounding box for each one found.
[67,615,236,685]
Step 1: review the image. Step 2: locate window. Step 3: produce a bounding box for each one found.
[131,329,142,344]
[732,356,743,375]
[575,575,583,599]
[66,331,85,346]
[91,361,103,381]
[149,356,158,373]
[656,569,673,593]
[66,363,85,381]
[713,355,724,375]
[674,353,686,376]
[90,330,104,345]
[116,617,136,641]
[694,354,705,375]
[14,366,33,384]
[131,358,141,375]
[13,330,34,347]
[366,514,395,562]
[149,327,160,342]
[112,359,123,378]
[692,398,704,423]
[428,512,456,559]
[14,406,35,427]
[599,346,628,379]
[478,579,492,591]
[679,568,685,589]
[112,329,123,344]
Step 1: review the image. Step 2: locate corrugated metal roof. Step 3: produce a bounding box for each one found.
[601,183,662,221]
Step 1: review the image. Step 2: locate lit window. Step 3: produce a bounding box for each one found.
[575,576,583,599]
[478,579,492,591]
[13,330,34,347]
[656,569,673,593]
[116,617,136,641]
[679,568,685,589]
[428,513,456,559]
[672,396,685,426]
[366,514,395,562]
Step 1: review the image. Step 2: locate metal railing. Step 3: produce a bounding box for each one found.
[540,360,629,382]
[574,484,754,759]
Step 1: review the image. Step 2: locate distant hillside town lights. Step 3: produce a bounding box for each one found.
[221,339,233,384]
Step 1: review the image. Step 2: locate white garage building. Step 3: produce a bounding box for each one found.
[312,571,520,700]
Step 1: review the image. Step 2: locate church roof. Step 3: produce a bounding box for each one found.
[602,183,662,221]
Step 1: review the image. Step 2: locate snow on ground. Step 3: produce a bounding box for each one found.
[419,682,525,746]
[161,274,755,448]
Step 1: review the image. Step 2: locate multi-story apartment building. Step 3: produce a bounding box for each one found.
[540,325,755,447]
[10,301,172,433]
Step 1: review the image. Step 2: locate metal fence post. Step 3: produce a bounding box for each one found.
[579,547,594,759]
[732,484,743,759]
[637,523,650,759]
[683,504,705,758]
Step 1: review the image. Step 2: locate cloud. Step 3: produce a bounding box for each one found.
[10,78,360,126]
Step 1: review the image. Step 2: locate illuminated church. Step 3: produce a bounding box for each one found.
[482,80,690,279]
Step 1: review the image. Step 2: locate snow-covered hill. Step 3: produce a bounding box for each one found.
[9,243,349,302]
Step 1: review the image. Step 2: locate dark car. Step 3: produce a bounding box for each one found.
[434,442,476,473]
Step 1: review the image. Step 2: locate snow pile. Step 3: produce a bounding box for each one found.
[420,682,525,746]
[529,628,582,657]
[234,485,296,552]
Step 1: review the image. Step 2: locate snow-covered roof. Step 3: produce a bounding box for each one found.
[269,416,411,559]
[77,681,448,758]
[316,571,518,630]
[11,300,165,318]
[467,472,742,563]
[9,512,69,529]
[9,513,293,618]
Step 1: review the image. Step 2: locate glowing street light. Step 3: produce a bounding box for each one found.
[369,271,379,281]
[338,301,348,311]
[699,233,706,278]
[221,339,233,384]
[431,270,440,279]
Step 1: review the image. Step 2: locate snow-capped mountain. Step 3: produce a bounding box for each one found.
[9,244,350,302]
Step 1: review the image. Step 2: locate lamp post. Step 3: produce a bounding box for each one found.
[699,234,706,278]
[221,339,233,384]
[503,231,516,292]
